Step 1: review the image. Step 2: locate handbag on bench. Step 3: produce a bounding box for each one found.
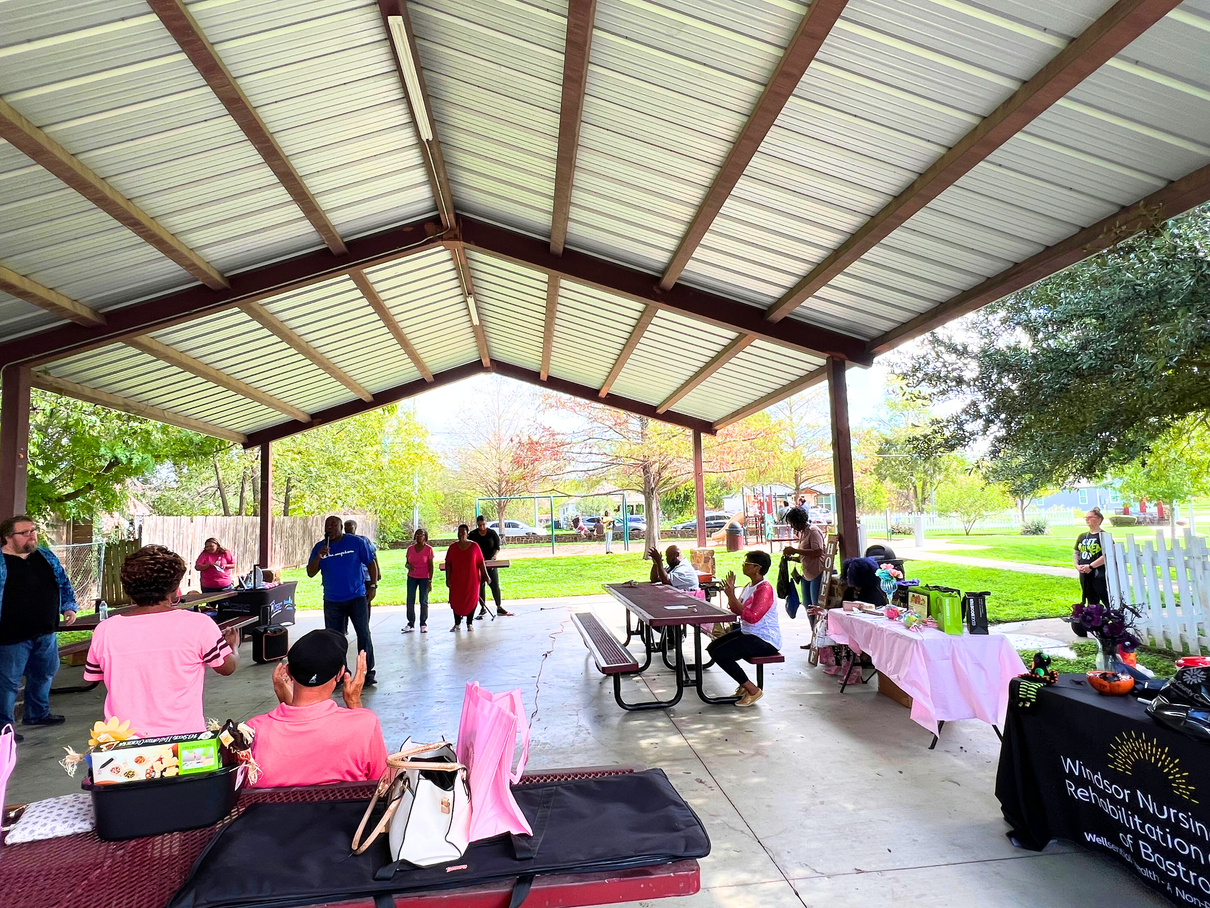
[352,738,471,868]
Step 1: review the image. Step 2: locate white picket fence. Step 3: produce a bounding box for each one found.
[1105,529,1210,653]
[860,507,1080,537]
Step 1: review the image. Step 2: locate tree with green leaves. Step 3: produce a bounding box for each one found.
[768,391,831,498]
[1115,417,1210,528]
[934,467,1012,535]
[901,203,1210,485]
[871,382,958,512]
[983,450,1054,527]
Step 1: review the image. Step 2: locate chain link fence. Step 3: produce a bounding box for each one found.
[49,542,103,606]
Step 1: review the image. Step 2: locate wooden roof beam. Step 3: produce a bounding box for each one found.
[550,0,598,255]
[147,0,346,255]
[869,161,1210,355]
[32,372,247,443]
[660,0,849,289]
[657,335,755,414]
[540,274,559,380]
[0,266,105,327]
[125,335,310,422]
[599,305,656,398]
[766,0,1185,323]
[451,246,491,366]
[381,1,457,229]
[238,301,373,402]
[713,364,828,430]
[348,270,433,381]
[0,97,227,290]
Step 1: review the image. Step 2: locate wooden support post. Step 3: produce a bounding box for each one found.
[258,442,272,569]
[0,364,32,517]
[693,430,707,550]
[827,357,858,561]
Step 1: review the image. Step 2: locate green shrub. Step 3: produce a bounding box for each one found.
[1021,518,1048,535]
[1109,515,1137,527]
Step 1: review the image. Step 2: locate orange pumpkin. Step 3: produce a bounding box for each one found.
[1087,670,1135,696]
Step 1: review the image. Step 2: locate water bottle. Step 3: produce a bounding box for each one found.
[98,599,109,621]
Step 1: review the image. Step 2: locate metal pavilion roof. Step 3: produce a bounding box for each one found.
[0,0,1208,446]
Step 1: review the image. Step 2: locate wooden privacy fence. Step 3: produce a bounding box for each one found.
[139,514,377,588]
[1105,529,1210,653]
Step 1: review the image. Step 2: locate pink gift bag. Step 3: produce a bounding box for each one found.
[456,682,532,841]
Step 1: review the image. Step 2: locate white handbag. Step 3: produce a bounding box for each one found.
[352,738,472,868]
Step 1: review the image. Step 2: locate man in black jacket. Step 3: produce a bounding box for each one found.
[472,515,513,618]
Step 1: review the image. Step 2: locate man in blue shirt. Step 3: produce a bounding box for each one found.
[307,515,377,686]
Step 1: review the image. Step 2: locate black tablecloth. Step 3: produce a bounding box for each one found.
[216,582,296,626]
[997,674,1210,905]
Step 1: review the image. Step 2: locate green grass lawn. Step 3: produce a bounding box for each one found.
[279,549,1081,625]
[1018,640,1178,678]
[917,524,1177,569]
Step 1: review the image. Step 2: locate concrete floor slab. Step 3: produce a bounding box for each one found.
[6,596,1169,906]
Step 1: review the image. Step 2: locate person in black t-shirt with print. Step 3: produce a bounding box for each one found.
[1074,507,1110,605]
[471,515,512,618]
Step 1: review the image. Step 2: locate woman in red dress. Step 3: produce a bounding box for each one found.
[445,524,487,632]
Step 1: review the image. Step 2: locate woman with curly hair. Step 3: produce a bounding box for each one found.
[83,545,239,736]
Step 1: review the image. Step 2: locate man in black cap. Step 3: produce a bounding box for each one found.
[244,629,388,788]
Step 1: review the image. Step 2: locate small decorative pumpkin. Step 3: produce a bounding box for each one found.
[1087,670,1135,696]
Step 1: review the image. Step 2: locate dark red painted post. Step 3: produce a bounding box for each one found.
[0,364,31,518]
[258,442,272,568]
[827,357,858,561]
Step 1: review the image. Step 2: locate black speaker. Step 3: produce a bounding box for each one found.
[252,625,288,663]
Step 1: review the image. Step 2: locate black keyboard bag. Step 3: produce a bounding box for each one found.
[169,769,709,908]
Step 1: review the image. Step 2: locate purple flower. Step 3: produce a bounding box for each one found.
[1119,634,1140,653]
[1080,612,1100,629]
[1106,620,1126,638]
[1071,603,1085,620]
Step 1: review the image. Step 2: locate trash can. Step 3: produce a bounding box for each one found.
[725,522,744,552]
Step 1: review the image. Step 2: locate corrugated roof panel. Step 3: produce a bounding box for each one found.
[611,311,736,406]
[43,345,282,431]
[564,0,801,269]
[0,288,61,340]
[676,339,823,423]
[0,3,323,280]
[465,251,547,372]
[547,281,648,389]
[364,248,481,374]
[186,0,438,238]
[257,275,421,395]
[410,0,564,238]
[147,307,353,416]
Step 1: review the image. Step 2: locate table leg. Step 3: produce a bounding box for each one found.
[838,651,857,693]
[929,720,945,750]
[692,626,740,705]
[612,632,685,711]
[623,611,637,647]
[635,624,653,673]
[993,724,1003,742]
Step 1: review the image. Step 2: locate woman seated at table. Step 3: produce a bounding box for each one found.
[195,537,235,593]
[83,546,240,736]
[707,550,780,708]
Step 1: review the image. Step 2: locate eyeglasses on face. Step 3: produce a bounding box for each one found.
[11,528,37,537]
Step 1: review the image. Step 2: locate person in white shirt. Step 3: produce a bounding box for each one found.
[708,550,781,708]
[647,545,700,591]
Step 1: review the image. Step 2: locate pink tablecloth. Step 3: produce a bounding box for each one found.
[825,608,1026,735]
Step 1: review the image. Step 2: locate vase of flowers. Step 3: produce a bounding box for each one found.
[1067,601,1141,671]
[876,563,902,600]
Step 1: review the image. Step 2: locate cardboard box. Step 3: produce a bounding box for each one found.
[878,672,913,709]
[89,732,220,785]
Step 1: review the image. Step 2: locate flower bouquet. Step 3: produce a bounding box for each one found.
[1066,601,1141,672]
[876,563,902,599]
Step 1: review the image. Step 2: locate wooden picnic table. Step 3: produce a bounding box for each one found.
[66,590,237,631]
[437,559,510,572]
[0,769,700,908]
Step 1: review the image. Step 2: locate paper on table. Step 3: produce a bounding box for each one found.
[664,605,690,610]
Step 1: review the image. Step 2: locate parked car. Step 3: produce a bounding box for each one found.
[486,520,541,538]
[625,515,647,538]
[671,512,733,532]
[808,507,835,525]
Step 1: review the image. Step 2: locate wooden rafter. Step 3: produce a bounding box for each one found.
[0,97,227,290]
[348,270,433,381]
[540,274,560,380]
[380,0,457,228]
[550,0,598,255]
[0,266,105,327]
[125,335,310,422]
[765,0,1185,323]
[869,161,1210,355]
[660,0,849,289]
[599,305,656,398]
[451,246,491,367]
[237,301,373,402]
[146,0,347,255]
[713,363,828,430]
[32,372,247,443]
[657,335,755,414]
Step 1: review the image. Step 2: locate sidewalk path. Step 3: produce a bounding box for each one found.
[891,544,1078,579]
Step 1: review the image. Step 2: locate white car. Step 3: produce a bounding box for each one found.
[486,520,541,538]
[808,507,834,525]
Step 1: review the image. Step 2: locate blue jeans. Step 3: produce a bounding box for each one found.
[0,633,59,727]
[324,596,374,673]
[406,577,429,627]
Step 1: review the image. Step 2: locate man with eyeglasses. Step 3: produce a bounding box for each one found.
[0,515,78,742]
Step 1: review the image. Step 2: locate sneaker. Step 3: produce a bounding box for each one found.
[420,625,428,633]
[497,609,514,617]
[477,607,489,619]
[736,689,764,708]
[733,685,745,698]
[22,713,66,726]
[403,625,414,633]
[450,625,459,632]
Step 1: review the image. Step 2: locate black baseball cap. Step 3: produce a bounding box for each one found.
[286,630,349,687]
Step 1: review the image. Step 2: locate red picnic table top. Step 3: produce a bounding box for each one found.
[603,582,731,628]
[0,768,699,908]
[67,590,237,632]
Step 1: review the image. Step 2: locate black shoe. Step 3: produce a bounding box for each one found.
[477,608,489,619]
[364,672,377,687]
[22,713,66,726]
[11,731,23,743]
[497,609,514,617]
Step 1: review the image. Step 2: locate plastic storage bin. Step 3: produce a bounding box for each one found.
[84,764,242,840]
